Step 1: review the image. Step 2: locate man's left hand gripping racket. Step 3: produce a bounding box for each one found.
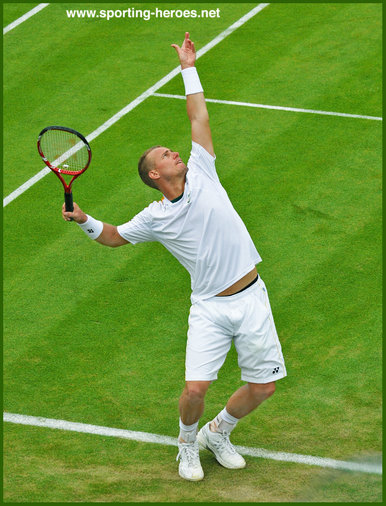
[37,126,91,216]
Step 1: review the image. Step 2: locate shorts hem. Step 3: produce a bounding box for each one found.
[241,372,287,384]
[185,377,218,382]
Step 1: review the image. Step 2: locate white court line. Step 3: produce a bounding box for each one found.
[3,3,49,35]
[3,412,382,475]
[3,3,269,208]
[152,93,383,121]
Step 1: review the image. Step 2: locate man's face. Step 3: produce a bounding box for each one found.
[148,147,187,184]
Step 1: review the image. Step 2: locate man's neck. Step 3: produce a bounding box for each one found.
[160,179,186,202]
[170,192,184,203]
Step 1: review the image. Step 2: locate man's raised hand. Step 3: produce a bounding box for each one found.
[171,32,196,69]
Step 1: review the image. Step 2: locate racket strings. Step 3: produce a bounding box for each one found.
[40,129,89,174]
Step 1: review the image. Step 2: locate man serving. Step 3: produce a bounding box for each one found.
[63,32,286,481]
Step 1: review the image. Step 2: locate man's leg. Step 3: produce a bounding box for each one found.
[176,380,211,481]
[225,381,276,419]
[197,382,275,469]
[179,380,211,429]
[179,296,233,479]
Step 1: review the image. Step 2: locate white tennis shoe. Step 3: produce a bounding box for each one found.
[197,422,246,469]
[176,440,204,481]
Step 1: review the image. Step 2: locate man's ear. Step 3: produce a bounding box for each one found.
[148,169,160,182]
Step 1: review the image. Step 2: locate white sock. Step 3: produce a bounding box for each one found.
[179,418,198,443]
[210,407,239,434]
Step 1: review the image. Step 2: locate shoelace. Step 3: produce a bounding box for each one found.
[210,431,237,455]
[176,441,200,464]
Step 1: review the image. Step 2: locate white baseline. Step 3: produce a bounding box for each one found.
[152,93,382,121]
[3,3,269,208]
[3,3,49,35]
[3,412,382,475]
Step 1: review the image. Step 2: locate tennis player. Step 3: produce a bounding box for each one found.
[62,32,286,481]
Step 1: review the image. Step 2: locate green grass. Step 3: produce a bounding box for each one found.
[3,424,382,502]
[2,2,37,28]
[3,2,382,502]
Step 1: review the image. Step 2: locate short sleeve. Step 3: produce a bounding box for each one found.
[187,141,219,183]
[117,207,154,244]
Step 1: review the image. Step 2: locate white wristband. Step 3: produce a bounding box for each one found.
[181,67,203,95]
[77,215,103,240]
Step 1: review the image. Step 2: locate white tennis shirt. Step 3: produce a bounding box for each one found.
[117,142,261,303]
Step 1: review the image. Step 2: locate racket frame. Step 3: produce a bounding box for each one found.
[37,125,92,211]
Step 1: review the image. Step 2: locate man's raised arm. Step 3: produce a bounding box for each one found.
[172,32,214,156]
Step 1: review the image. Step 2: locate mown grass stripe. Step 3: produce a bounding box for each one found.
[4,412,382,475]
[152,93,382,121]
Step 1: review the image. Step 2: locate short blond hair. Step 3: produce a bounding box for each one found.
[138,146,161,190]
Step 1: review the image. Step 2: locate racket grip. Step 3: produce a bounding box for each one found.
[64,192,74,220]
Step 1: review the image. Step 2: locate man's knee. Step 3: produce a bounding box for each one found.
[182,381,211,402]
[248,381,276,401]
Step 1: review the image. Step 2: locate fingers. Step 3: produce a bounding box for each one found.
[62,208,74,222]
[182,32,192,49]
[172,33,196,66]
[62,202,77,222]
[172,32,193,51]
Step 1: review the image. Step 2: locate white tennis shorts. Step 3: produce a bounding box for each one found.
[185,276,286,383]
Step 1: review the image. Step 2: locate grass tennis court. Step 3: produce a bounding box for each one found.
[3,2,382,502]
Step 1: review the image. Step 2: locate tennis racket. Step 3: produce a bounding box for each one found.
[37,126,91,214]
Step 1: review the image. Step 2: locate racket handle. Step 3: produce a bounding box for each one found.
[64,191,74,220]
